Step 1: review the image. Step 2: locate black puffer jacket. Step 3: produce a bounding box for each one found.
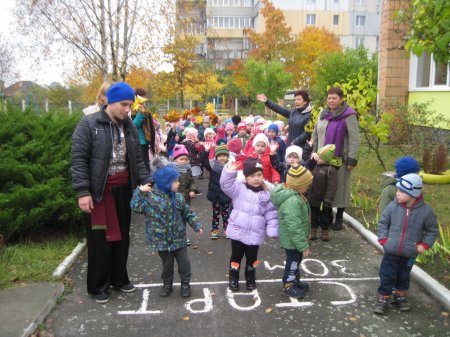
[200,152,231,204]
[265,100,312,147]
[71,109,152,203]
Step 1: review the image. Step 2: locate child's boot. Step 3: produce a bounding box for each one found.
[282,283,306,299]
[320,229,330,241]
[245,266,257,290]
[159,281,173,297]
[309,227,318,240]
[229,263,240,292]
[294,275,310,292]
[373,294,390,314]
[393,290,411,311]
[180,282,191,298]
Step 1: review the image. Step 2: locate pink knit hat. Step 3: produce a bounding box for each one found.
[173,144,189,159]
[225,123,235,131]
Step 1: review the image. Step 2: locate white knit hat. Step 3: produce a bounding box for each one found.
[252,133,269,148]
[244,116,254,125]
[203,127,216,138]
[285,145,303,160]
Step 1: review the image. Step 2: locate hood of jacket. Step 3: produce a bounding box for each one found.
[380,172,397,189]
[270,183,298,207]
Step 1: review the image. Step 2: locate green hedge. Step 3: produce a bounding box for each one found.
[0,109,84,243]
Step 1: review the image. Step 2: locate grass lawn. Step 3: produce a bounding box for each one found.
[0,234,81,289]
[348,142,450,288]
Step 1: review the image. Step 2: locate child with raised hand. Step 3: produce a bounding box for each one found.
[270,164,313,299]
[220,157,278,292]
[200,142,232,240]
[270,143,303,183]
[267,123,286,163]
[182,127,202,178]
[307,144,339,242]
[131,164,203,299]
[373,173,438,315]
[245,133,280,184]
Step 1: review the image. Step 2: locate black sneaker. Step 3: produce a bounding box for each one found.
[296,281,310,292]
[246,278,257,291]
[393,293,411,311]
[94,292,110,304]
[373,294,390,314]
[119,282,136,293]
[160,283,173,297]
[281,283,306,299]
[181,283,191,298]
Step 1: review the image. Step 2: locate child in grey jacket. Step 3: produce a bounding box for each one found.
[374,173,438,315]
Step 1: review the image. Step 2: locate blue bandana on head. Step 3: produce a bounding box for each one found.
[106,82,135,104]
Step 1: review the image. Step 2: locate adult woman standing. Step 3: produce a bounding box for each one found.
[256,91,312,150]
[311,87,360,230]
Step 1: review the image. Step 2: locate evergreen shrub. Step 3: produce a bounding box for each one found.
[0,109,84,243]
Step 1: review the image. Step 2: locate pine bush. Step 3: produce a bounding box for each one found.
[0,109,84,242]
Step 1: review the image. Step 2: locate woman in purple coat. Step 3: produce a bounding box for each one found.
[220,157,278,292]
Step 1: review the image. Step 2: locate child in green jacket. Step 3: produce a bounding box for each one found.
[270,164,313,299]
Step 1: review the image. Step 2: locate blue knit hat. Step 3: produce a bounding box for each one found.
[153,165,180,193]
[396,173,423,198]
[268,123,279,133]
[106,82,135,104]
[395,156,420,178]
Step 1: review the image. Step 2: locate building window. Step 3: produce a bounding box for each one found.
[306,14,316,25]
[211,16,254,29]
[411,52,450,89]
[306,0,316,4]
[357,0,365,4]
[355,15,365,27]
[333,0,340,4]
[243,38,250,50]
[355,37,364,47]
[333,15,339,25]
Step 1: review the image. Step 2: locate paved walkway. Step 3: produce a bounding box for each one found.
[43,178,450,337]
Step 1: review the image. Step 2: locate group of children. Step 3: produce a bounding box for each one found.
[129,113,439,315]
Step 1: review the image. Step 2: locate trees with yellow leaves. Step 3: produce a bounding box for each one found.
[287,26,342,89]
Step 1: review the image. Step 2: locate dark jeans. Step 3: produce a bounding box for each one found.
[310,205,332,230]
[140,144,150,173]
[283,249,304,284]
[378,253,415,295]
[158,247,191,284]
[230,239,259,271]
[86,184,132,295]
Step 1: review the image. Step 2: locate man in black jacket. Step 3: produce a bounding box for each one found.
[71,82,152,304]
[256,91,312,150]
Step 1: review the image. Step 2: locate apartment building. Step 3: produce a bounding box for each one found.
[177,0,381,69]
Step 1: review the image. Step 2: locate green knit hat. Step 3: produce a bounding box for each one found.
[215,144,229,158]
[318,144,336,163]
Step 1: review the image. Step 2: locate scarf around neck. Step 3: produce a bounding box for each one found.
[323,102,357,157]
[212,159,225,173]
[174,162,191,174]
[245,183,265,192]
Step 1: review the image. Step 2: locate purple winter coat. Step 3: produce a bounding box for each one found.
[220,168,278,245]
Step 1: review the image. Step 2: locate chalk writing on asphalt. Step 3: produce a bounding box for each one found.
[118,259,378,315]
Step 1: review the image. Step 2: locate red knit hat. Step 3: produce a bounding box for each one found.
[227,137,242,154]
[237,122,246,131]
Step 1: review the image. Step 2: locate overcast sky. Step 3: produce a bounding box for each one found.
[0,0,66,86]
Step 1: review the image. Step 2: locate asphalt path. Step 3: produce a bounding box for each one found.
[45,176,450,337]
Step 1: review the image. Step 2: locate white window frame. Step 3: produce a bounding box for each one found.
[355,15,365,27]
[409,52,450,91]
[355,37,364,48]
[306,0,316,4]
[357,0,365,4]
[333,0,340,5]
[306,14,316,25]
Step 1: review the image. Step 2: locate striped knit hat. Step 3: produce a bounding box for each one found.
[215,144,229,158]
[286,165,313,192]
